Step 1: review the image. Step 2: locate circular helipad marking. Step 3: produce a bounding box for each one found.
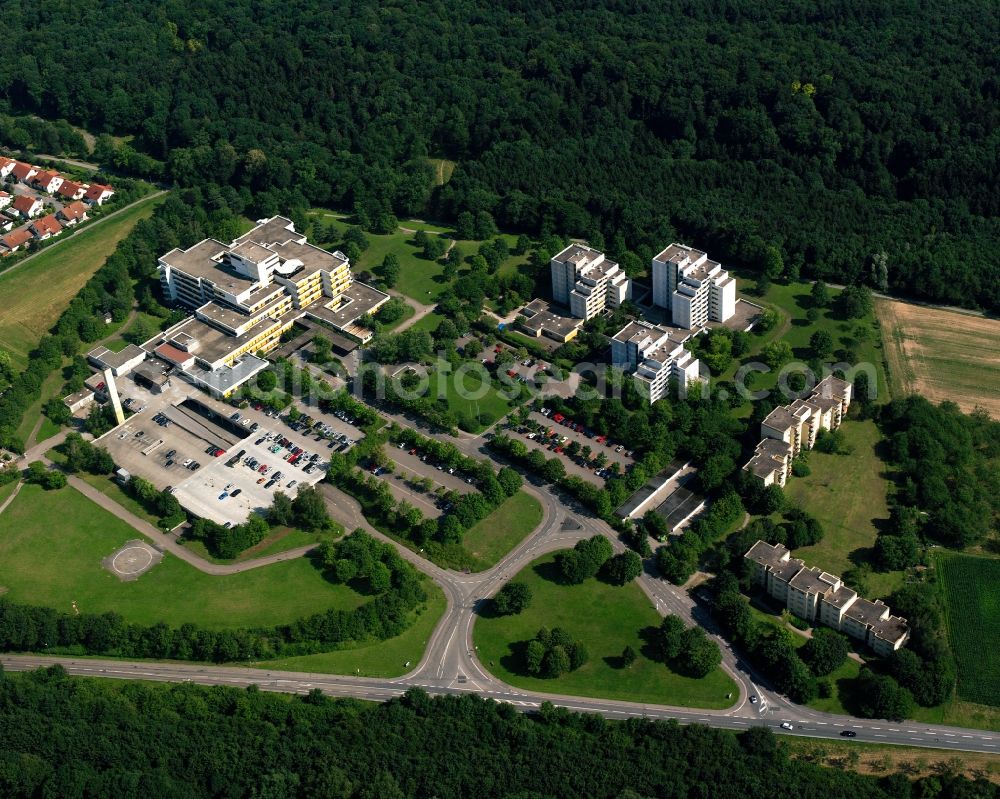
[112,545,153,575]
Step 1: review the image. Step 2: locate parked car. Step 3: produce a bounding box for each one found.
[230,488,242,497]
[839,730,857,738]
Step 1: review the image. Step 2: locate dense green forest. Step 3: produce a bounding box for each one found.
[1,0,997,310]
[1,667,995,798]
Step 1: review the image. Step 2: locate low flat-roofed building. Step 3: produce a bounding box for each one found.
[304,280,390,343]
[87,344,147,376]
[517,298,583,343]
[745,540,909,653]
[63,388,95,413]
[132,359,172,393]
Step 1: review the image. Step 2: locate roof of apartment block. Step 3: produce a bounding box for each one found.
[814,374,851,399]
[788,566,840,595]
[233,216,300,247]
[269,239,348,278]
[230,240,275,263]
[554,242,601,265]
[159,238,234,281]
[196,300,256,330]
[822,585,859,609]
[612,320,670,345]
[160,314,282,365]
[844,597,889,626]
[304,280,389,330]
[870,615,909,644]
[655,243,705,265]
[761,405,802,432]
[744,540,790,569]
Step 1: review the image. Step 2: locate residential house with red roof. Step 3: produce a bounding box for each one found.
[10,161,38,184]
[12,194,43,218]
[0,157,15,179]
[1,227,34,254]
[32,170,64,194]
[57,180,87,200]
[58,200,89,226]
[30,213,63,240]
[84,183,115,205]
[0,191,11,211]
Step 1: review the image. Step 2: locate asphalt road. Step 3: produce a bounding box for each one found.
[7,363,998,755]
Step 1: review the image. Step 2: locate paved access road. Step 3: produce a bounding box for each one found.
[8,376,999,755]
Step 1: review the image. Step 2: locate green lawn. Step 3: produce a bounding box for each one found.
[783,420,903,597]
[462,491,543,571]
[307,211,535,304]
[406,312,447,336]
[0,479,21,509]
[181,526,329,565]
[937,552,1000,707]
[74,472,163,527]
[100,310,171,352]
[0,483,366,630]
[14,367,65,445]
[474,553,736,708]
[256,581,447,677]
[0,192,165,369]
[431,365,515,431]
[726,279,890,405]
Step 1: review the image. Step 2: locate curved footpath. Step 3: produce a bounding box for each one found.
[5,428,998,754]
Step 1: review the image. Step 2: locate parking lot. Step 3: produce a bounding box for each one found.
[172,424,330,526]
[94,374,361,526]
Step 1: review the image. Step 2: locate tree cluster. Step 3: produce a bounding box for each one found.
[556,536,613,584]
[657,615,723,678]
[524,627,588,678]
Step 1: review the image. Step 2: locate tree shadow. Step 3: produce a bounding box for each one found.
[603,654,630,670]
[474,597,502,619]
[637,625,663,664]
[500,639,530,676]
[848,546,876,569]
[532,558,566,585]
[790,317,811,328]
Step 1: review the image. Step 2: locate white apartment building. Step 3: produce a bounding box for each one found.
[652,243,736,329]
[610,320,701,403]
[744,375,853,486]
[745,540,909,657]
[550,243,629,320]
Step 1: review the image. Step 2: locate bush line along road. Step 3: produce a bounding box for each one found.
[3,417,998,755]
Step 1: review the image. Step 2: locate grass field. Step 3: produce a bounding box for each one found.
[255,582,446,677]
[307,211,534,304]
[474,553,736,708]
[181,526,328,565]
[876,299,1000,416]
[14,367,65,445]
[0,483,366,630]
[0,193,165,369]
[431,365,514,430]
[0,479,20,510]
[783,419,903,597]
[727,280,889,406]
[938,553,1000,706]
[75,472,162,527]
[426,158,456,186]
[462,491,543,571]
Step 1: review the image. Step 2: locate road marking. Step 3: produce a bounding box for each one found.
[874,734,886,738]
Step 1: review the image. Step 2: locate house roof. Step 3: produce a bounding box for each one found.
[31,214,62,236]
[12,195,39,213]
[85,183,114,200]
[33,170,60,185]
[1,228,33,248]
[10,162,36,179]
[57,180,85,198]
[60,201,88,221]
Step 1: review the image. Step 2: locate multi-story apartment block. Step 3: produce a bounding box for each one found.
[652,243,736,329]
[153,216,389,397]
[743,375,853,485]
[610,320,701,402]
[745,540,909,656]
[550,243,629,320]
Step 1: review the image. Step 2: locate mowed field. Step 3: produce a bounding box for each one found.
[474,553,736,708]
[0,483,365,630]
[0,192,165,368]
[938,553,1000,706]
[876,299,1000,416]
